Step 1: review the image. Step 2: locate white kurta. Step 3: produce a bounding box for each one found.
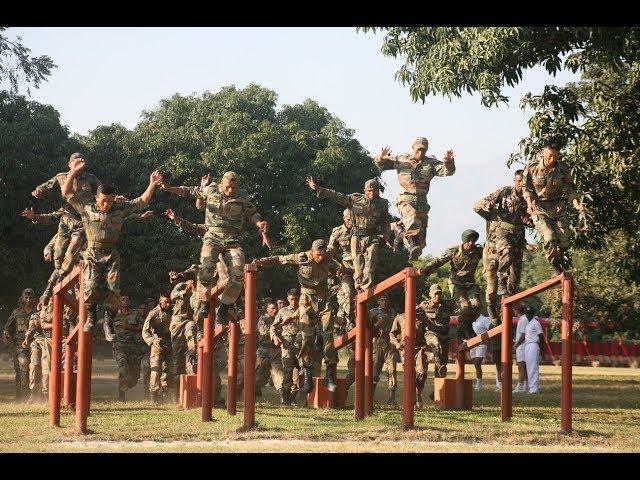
[515,315,530,363]
[470,314,491,359]
[524,318,543,393]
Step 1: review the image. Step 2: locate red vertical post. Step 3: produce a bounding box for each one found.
[75,273,90,434]
[63,339,76,407]
[196,344,203,391]
[500,300,513,422]
[403,268,416,429]
[561,274,574,434]
[354,300,367,420]
[364,313,374,416]
[227,321,239,415]
[49,292,63,427]
[201,302,215,422]
[455,352,465,409]
[243,264,257,429]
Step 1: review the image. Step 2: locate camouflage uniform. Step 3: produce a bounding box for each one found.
[270,305,301,398]
[421,243,483,341]
[34,171,100,303]
[327,220,355,326]
[474,186,530,295]
[317,185,391,291]
[482,221,501,322]
[3,305,35,398]
[369,306,398,396]
[67,193,148,313]
[259,250,340,368]
[389,312,429,398]
[179,180,261,305]
[24,308,52,398]
[170,282,198,386]
[113,308,146,393]
[417,298,457,378]
[374,144,455,253]
[523,158,579,270]
[142,305,173,394]
[256,314,284,393]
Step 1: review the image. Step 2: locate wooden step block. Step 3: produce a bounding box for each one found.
[307,377,347,408]
[433,378,473,410]
[179,374,201,410]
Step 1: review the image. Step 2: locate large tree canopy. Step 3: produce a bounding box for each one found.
[0,27,55,94]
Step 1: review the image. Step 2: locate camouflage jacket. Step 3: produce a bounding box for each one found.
[417,298,457,339]
[473,186,530,229]
[270,306,300,343]
[3,306,35,346]
[257,314,277,349]
[369,307,396,339]
[36,171,101,220]
[30,208,64,226]
[523,158,578,213]
[171,282,194,322]
[263,251,341,295]
[182,182,261,234]
[389,312,427,350]
[423,244,483,286]
[114,309,145,346]
[317,187,392,239]
[142,305,172,346]
[374,152,455,198]
[327,224,353,268]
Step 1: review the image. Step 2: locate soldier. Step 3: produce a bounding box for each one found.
[169,279,198,394]
[270,288,301,405]
[474,170,537,296]
[327,208,355,327]
[139,298,156,398]
[523,140,586,273]
[62,157,163,341]
[142,292,173,404]
[2,289,37,400]
[255,239,342,394]
[417,229,483,343]
[23,302,54,403]
[256,301,284,397]
[113,295,146,402]
[307,177,391,291]
[276,298,286,311]
[373,137,456,259]
[160,172,269,324]
[416,284,457,401]
[369,294,398,403]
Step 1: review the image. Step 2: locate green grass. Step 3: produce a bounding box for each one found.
[0,357,639,452]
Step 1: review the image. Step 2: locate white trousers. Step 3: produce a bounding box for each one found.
[525,343,540,392]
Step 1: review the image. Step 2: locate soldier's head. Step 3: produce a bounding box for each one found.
[21,288,35,307]
[514,169,524,193]
[343,209,352,229]
[276,298,286,310]
[524,305,536,320]
[513,302,524,315]
[120,295,130,311]
[310,239,327,263]
[68,152,86,171]
[221,171,238,197]
[411,136,429,160]
[265,302,277,317]
[96,183,117,212]
[429,284,442,303]
[287,288,300,309]
[377,293,389,310]
[364,179,380,200]
[542,140,562,167]
[461,229,479,251]
[158,292,172,311]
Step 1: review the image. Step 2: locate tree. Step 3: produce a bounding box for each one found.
[364,27,640,284]
[0,27,56,94]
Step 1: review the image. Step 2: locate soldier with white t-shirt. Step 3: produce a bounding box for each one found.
[470,313,491,390]
[524,309,544,394]
[512,305,534,393]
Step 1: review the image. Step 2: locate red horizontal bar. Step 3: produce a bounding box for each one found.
[356,268,414,303]
[334,327,356,351]
[458,325,503,352]
[66,324,79,344]
[53,265,82,295]
[504,273,564,304]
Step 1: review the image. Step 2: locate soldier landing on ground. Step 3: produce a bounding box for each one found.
[142,292,174,404]
[270,289,301,406]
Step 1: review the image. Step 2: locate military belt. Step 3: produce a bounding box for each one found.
[300,286,325,296]
[496,221,519,232]
[207,224,240,234]
[87,241,117,250]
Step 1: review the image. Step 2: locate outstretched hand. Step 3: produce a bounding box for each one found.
[380,146,393,159]
[444,150,455,161]
[168,271,179,283]
[200,174,212,188]
[70,158,85,174]
[31,189,44,199]
[305,176,318,191]
[164,209,177,221]
[140,210,154,220]
[22,207,36,221]
[525,244,538,253]
[150,170,163,186]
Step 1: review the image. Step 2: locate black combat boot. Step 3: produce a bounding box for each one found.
[27,391,35,404]
[150,391,160,404]
[103,308,116,342]
[324,364,337,393]
[144,390,150,401]
[83,304,98,333]
[415,394,423,409]
[197,300,210,321]
[280,389,290,406]
[497,275,508,296]
[301,365,314,395]
[256,387,263,398]
[289,390,298,406]
[216,302,230,325]
[405,236,422,261]
[118,389,126,402]
[388,389,396,404]
[551,257,564,275]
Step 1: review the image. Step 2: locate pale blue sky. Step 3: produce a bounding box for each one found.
[8,27,579,256]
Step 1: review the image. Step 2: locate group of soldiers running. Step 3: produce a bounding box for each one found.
[2,134,584,407]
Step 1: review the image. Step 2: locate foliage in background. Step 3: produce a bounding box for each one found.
[0,27,55,95]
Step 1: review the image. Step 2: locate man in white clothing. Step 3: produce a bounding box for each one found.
[470,313,492,390]
[512,305,533,393]
[524,307,544,394]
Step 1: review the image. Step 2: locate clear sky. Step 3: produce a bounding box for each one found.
[8,27,579,256]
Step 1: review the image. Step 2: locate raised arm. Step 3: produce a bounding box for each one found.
[433,150,456,177]
[32,174,61,199]
[417,247,457,277]
[22,208,64,225]
[306,176,352,208]
[373,146,396,171]
[138,171,163,205]
[473,188,502,221]
[62,159,85,199]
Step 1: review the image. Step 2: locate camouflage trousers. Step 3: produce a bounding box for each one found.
[170,318,198,386]
[372,337,397,393]
[336,269,355,326]
[532,210,571,267]
[12,346,30,396]
[412,346,430,395]
[424,331,449,378]
[280,339,300,396]
[82,247,121,311]
[135,343,151,392]
[29,338,51,394]
[256,346,283,392]
[397,196,430,250]
[199,229,244,305]
[298,292,337,367]
[483,245,500,321]
[494,227,525,295]
[149,342,173,393]
[449,281,482,341]
[351,236,380,291]
[114,343,144,391]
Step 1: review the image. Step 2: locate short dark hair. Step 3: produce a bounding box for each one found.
[159,291,171,299]
[97,183,118,196]
[287,288,300,297]
[514,169,524,177]
[542,139,562,151]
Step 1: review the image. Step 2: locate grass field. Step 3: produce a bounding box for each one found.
[1,357,639,452]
